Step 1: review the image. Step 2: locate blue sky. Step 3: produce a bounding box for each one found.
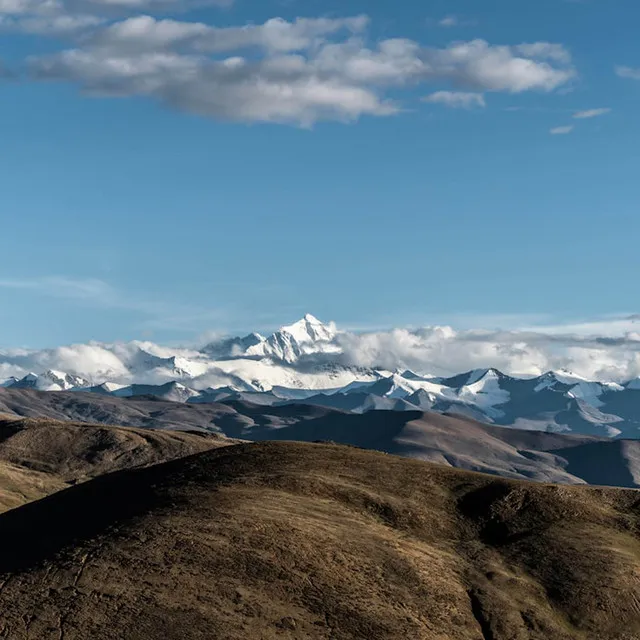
[1,0,639,347]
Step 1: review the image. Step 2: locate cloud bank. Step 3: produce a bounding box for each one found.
[3,315,640,384]
[332,319,640,381]
[0,0,577,125]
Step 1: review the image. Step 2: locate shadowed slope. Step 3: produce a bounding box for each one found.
[0,415,233,512]
[244,410,601,484]
[8,389,640,488]
[0,441,640,639]
[6,388,640,489]
[550,439,640,488]
[0,387,339,434]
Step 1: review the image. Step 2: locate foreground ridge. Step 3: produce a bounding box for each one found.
[0,440,639,639]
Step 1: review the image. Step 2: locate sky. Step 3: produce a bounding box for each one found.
[1,0,639,348]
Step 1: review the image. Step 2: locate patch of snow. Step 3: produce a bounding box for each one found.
[465,368,493,385]
[456,369,510,418]
[551,369,591,385]
[566,381,618,408]
[605,426,623,438]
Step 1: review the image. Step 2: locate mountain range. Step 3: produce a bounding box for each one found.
[3,314,640,438]
[5,388,640,489]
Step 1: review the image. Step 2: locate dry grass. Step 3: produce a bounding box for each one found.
[0,440,639,638]
[0,416,233,513]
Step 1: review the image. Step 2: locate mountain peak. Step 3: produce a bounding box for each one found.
[243,314,338,363]
[464,368,501,385]
[278,314,336,345]
[544,369,590,384]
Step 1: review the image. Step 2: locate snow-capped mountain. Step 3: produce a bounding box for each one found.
[3,313,640,439]
[244,314,339,363]
[202,314,338,364]
[202,333,265,359]
[9,370,90,392]
[4,362,639,438]
[126,350,210,380]
[0,315,381,393]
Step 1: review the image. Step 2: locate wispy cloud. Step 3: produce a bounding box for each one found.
[423,91,485,109]
[616,66,640,80]
[0,276,114,301]
[436,14,476,28]
[0,275,227,332]
[504,105,577,114]
[573,107,611,119]
[550,125,573,135]
[438,15,459,27]
[522,314,640,338]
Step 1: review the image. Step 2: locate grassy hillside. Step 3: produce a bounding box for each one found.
[0,440,639,638]
[0,415,232,512]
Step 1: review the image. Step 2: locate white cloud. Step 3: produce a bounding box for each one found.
[616,66,640,80]
[431,40,574,92]
[14,14,103,33]
[423,90,485,109]
[315,38,575,93]
[4,314,640,383]
[436,15,477,28]
[87,15,369,54]
[27,18,575,125]
[514,42,572,65]
[0,343,130,381]
[0,0,232,34]
[336,328,547,377]
[333,317,640,381]
[0,2,105,34]
[573,107,611,119]
[30,49,397,125]
[0,0,53,15]
[0,0,577,126]
[438,15,458,27]
[550,125,573,134]
[521,315,640,337]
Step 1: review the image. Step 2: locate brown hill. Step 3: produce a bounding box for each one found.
[0,387,336,433]
[0,440,639,639]
[0,415,233,512]
[4,388,640,488]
